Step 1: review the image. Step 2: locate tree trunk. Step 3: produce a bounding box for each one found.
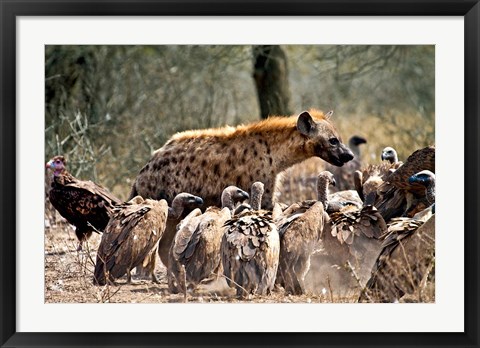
[252,45,292,119]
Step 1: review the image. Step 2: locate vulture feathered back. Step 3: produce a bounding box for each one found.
[375,146,435,221]
[135,193,204,279]
[360,170,436,302]
[307,171,387,294]
[360,207,435,302]
[275,172,330,294]
[93,196,168,285]
[46,155,122,250]
[221,182,280,297]
[167,186,249,294]
[93,193,203,285]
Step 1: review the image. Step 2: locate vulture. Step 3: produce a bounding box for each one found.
[221,182,280,297]
[325,135,367,192]
[307,171,387,295]
[374,146,435,221]
[359,170,436,302]
[275,172,330,295]
[45,155,122,250]
[167,186,249,294]
[93,193,203,285]
[135,192,204,279]
[354,162,395,205]
[381,146,402,168]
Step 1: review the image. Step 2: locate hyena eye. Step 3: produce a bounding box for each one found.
[329,138,339,146]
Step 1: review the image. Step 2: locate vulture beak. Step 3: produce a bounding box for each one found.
[241,191,250,200]
[46,160,53,169]
[331,178,336,187]
[194,197,204,205]
[381,153,386,161]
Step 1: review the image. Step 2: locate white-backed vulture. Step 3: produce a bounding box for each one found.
[167,186,249,294]
[275,173,330,295]
[381,146,402,168]
[306,171,387,296]
[135,192,204,278]
[93,193,203,285]
[46,155,122,250]
[221,182,280,297]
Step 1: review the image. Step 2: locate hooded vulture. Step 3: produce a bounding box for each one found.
[46,155,121,250]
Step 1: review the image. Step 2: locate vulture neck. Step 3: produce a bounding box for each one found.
[250,190,263,211]
[426,181,435,205]
[52,170,75,185]
[316,178,330,210]
[168,200,185,220]
[221,191,235,211]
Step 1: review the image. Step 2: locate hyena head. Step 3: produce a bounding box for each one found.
[296,110,354,167]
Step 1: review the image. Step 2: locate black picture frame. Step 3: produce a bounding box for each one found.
[1,1,479,347]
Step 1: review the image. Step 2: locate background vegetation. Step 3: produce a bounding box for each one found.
[45,45,434,200]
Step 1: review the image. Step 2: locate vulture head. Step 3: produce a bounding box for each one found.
[349,135,367,147]
[381,147,399,164]
[221,186,250,211]
[168,193,204,219]
[46,155,67,176]
[408,170,435,186]
[409,170,436,205]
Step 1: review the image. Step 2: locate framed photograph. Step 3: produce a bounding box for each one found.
[1,1,478,347]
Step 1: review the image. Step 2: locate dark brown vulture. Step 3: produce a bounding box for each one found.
[359,170,436,302]
[325,135,367,192]
[275,172,330,295]
[221,182,280,297]
[93,193,203,285]
[306,171,387,295]
[374,146,435,221]
[167,186,249,294]
[46,155,122,250]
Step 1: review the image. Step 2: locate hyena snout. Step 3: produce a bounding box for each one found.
[339,147,354,163]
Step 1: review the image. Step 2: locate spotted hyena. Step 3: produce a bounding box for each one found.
[129,109,354,209]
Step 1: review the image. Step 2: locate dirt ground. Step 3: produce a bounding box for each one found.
[44,215,365,304]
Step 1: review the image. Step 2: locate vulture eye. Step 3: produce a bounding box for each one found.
[329,138,339,146]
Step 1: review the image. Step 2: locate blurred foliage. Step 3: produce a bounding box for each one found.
[45,45,434,200]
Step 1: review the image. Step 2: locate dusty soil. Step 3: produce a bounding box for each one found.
[44,215,362,304]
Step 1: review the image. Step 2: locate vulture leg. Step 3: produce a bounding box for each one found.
[126,269,132,284]
[75,227,92,251]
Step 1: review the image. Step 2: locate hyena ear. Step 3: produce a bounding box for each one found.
[325,110,334,119]
[297,111,317,136]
